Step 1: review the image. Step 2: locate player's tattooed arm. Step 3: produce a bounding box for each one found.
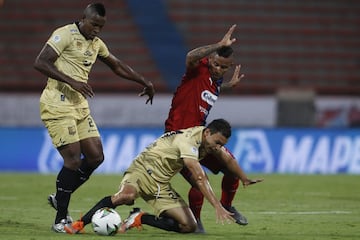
[186,43,222,68]
[186,24,237,69]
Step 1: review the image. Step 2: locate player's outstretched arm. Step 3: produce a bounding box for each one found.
[186,24,237,69]
[214,147,264,187]
[183,158,234,224]
[100,53,155,104]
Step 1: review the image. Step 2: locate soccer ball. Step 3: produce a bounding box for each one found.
[91,207,122,236]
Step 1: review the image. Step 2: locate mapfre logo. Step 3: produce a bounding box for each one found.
[201,90,217,106]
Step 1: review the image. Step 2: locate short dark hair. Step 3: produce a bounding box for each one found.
[216,46,233,58]
[206,119,232,138]
[85,3,106,17]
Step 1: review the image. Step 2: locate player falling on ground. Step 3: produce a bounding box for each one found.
[65,119,236,234]
[164,24,263,233]
[34,3,154,233]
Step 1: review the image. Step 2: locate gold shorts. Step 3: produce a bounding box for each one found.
[40,103,100,147]
[118,170,188,217]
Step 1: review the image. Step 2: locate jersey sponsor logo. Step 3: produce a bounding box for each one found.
[201,90,218,106]
[199,106,208,116]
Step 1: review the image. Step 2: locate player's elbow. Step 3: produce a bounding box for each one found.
[33,57,41,71]
[111,188,137,207]
[33,56,45,72]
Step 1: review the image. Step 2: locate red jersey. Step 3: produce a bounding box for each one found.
[165,58,223,131]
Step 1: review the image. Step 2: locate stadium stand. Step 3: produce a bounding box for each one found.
[0,0,359,95]
[0,0,167,92]
[165,0,360,95]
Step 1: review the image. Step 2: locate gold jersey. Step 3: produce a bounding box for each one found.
[40,23,110,108]
[126,126,206,183]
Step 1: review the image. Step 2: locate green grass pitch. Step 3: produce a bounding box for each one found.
[0,173,359,240]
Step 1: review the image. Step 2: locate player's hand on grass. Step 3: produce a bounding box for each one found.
[215,206,235,225]
[242,178,264,187]
[139,81,155,104]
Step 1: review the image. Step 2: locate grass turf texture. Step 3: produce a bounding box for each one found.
[0,173,359,240]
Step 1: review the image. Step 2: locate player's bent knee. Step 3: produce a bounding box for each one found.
[87,152,104,168]
[94,154,104,166]
[64,158,82,170]
[179,222,197,233]
[112,192,136,206]
[177,217,197,233]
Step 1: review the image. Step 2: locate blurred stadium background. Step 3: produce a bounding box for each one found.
[0,0,360,174]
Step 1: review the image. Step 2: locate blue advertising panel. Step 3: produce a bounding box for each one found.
[1,127,359,174]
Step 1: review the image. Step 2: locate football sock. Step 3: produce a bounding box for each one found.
[81,196,115,225]
[188,187,204,220]
[141,214,181,232]
[72,158,97,192]
[220,175,240,207]
[54,166,78,223]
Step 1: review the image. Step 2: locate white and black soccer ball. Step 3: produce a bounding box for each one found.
[91,207,122,236]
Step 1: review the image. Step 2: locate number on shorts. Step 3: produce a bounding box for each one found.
[88,117,95,127]
[167,188,179,200]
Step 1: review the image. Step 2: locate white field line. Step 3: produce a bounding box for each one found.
[254,211,352,215]
[0,196,17,200]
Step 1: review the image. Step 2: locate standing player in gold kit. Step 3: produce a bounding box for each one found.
[34,3,155,233]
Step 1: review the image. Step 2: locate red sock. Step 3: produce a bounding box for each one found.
[188,187,204,219]
[220,175,240,207]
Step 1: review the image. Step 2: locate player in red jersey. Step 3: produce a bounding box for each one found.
[165,24,263,233]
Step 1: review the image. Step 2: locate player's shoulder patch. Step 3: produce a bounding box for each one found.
[51,24,75,43]
[52,35,61,43]
[191,146,198,155]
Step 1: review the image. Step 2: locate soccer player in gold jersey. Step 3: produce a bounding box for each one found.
[65,119,235,234]
[34,3,155,233]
